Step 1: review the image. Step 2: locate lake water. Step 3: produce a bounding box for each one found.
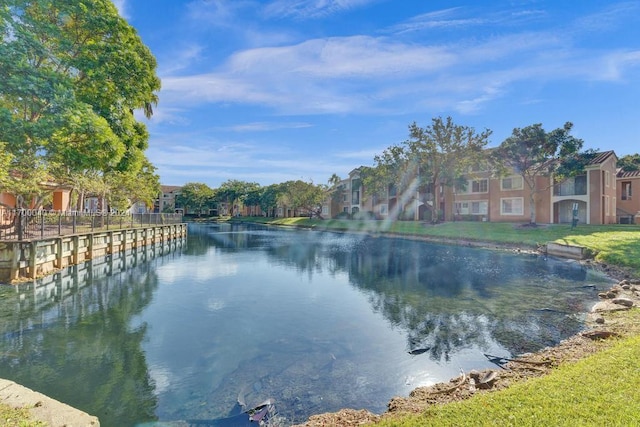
[0,223,615,426]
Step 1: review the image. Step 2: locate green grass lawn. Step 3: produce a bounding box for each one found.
[232,217,640,274]
[375,310,640,426]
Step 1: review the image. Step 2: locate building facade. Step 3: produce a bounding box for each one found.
[322,150,639,225]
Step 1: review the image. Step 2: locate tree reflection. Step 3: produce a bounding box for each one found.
[206,224,609,361]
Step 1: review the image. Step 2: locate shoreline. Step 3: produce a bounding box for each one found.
[294,277,640,426]
[282,225,638,426]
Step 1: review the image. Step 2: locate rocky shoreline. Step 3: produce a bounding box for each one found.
[293,271,640,427]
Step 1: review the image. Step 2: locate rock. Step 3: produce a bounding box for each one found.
[612,297,634,307]
[477,371,498,389]
[595,317,605,324]
[598,292,609,299]
[591,301,631,312]
[622,284,631,290]
[606,291,617,298]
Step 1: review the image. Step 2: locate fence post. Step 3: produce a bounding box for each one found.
[40,211,44,238]
[73,213,77,234]
[17,210,24,241]
[106,213,110,231]
[58,213,62,236]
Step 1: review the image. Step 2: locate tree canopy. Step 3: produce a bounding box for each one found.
[492,122,586,224]
[363,117,491,221]
[179,182,215,216]
[0,0,161,208]
[618,154,640,172]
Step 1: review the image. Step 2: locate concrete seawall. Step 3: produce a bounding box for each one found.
[0,379,99,426]
[0,223,187,283]
[546,242,588,260]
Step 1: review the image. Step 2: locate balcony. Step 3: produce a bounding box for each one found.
[554,175,587,197]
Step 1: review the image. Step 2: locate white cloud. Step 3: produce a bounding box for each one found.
[264,0,377,19]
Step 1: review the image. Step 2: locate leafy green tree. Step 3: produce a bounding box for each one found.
[179,182,215,216]
[258,184,280,217]
[105,159,161,212]
[492,122,586,224]
[0,142,13,197]
[0,0,160,207]
[278,180,326,217]
[618,154,640,171]
[217,180,260,216]
[406,117,491,222]
[362,144,414,219]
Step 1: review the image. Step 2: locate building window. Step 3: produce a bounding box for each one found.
[379,204,388,215]
[622,181,632,200]
[322,205,329,215]
[343,194,348,202]
[456,201,488,215]
[605,171,610,188]
[352,190,360,205]
[605,195,610,215]
[471,179,488,193]
[343,207,349,213]
[501,176,523,191]
[500,197,524,215]
[455,202,469,215]
[471,201,488,215]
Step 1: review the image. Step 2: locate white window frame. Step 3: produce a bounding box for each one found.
[455,201,469,215]
[500,176,523,191]
[605,195,610,215]
[605,171,610,188]
[470,200,488,215]
[379,204,388,215]
[322,205,329,215]
[622,181,632,200]
[500,197,524,216]
[471,179,488,194]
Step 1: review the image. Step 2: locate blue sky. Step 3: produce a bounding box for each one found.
[112,0,640,188]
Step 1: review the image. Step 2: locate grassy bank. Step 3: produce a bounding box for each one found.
[376,309,640,426]
[231,217,640,275]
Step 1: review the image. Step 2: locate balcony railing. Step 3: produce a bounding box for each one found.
[0,208,183,241]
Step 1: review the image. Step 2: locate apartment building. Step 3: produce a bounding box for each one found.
[323,150,639,225]
[154,185,182,213]
[617,169,640,224]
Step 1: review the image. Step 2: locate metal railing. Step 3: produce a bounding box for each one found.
[0,208,184,241]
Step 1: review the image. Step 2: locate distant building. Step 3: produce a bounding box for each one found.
[154,185,183,214]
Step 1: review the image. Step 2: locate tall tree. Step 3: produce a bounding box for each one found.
[362,144,415,219]
[0,142,13,199]
[492,122,586,224]
[258,184,280,217]
[179,182,215,216]
[0,0,160,207]
[217,180,260,216]
[278,180,326,217]
[406,117,491,222]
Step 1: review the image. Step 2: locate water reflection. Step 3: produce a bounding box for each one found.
[0,240,185,426]
[0,225,614,426]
